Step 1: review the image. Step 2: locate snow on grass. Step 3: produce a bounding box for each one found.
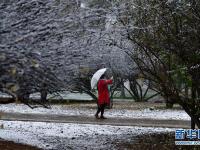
[109,108,190,120]
[0,120,175,149]
[0,104,190,120]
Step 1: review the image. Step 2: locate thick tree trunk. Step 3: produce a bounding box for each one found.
[191,116,200,129]
[181,103,200,129]
[191,118,195,129]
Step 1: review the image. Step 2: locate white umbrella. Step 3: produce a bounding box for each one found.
[91,68,107,89]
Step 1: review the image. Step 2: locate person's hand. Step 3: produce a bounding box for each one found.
[110,76,113,80]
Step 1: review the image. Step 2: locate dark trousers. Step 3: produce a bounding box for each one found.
[96,104,106,117]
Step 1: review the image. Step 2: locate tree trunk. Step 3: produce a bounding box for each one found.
[181,103,200,129]
[120,84,125,98]
[185,86,189,98]
[166,97,174,109]
[41,90,47,103]
[191,117,195,129]
[191,80,197,128]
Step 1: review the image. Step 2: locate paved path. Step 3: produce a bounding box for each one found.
[0,112,190,128]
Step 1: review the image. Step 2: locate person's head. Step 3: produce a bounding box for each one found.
[100,74,106,79]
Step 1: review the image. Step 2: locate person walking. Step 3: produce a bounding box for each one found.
[95,74,113,119]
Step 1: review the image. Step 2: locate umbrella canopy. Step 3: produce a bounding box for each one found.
[91,68,107,89]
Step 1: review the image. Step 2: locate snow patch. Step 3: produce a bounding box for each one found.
[0,121,175,149]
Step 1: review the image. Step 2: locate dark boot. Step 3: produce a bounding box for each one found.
[95,113,99,119]
[100,116,107,119]
[100,104,106,119]
[95,106,101,119]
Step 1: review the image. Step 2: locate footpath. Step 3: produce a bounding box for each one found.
[0,112,190,128]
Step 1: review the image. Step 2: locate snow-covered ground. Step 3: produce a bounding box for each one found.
[0,120,175,150]
[0,104,190,120]
[0,103,185,149]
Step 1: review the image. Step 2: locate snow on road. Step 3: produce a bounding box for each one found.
[0,104,190,120]
[0,120,175,150]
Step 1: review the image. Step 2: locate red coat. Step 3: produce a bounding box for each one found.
[97,79,113,105]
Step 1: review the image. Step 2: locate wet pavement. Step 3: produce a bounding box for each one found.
[0,112,190,128]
